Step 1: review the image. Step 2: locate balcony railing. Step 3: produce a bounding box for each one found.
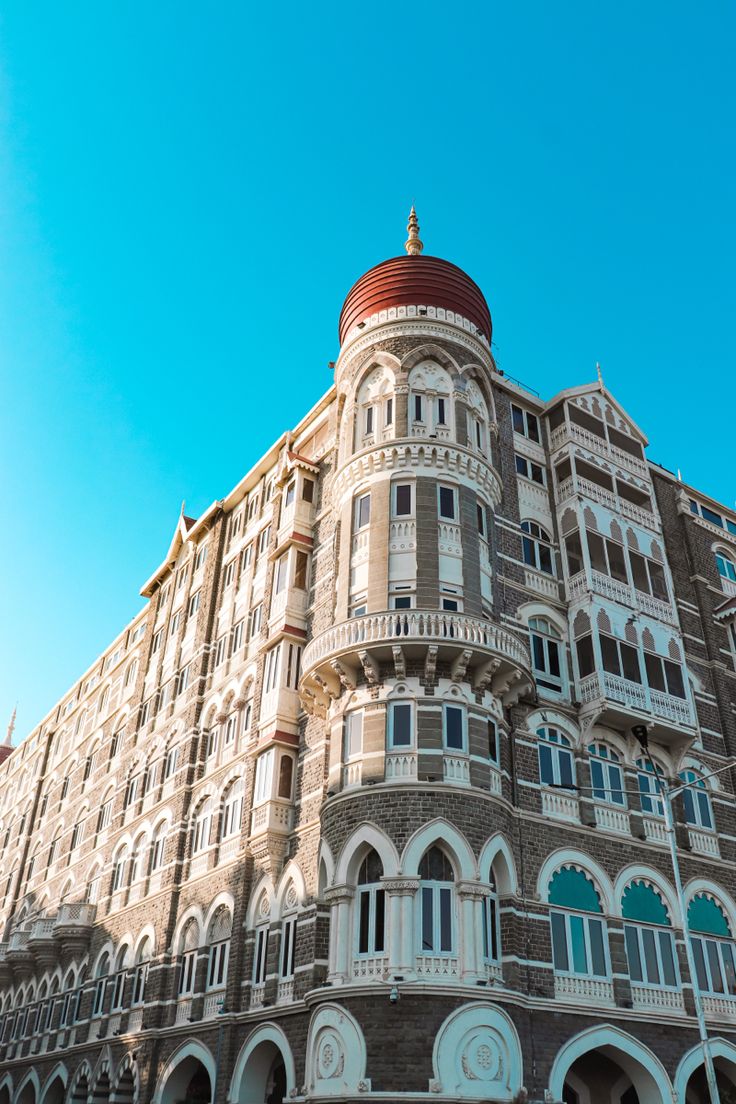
[541,789,578,821]
[689,829,720,857]
[384,753,417,781]
[352,955,389,981]
[702,995,736,1021]
[630,983,684,1013]
[301,610,532,708]
[416,955,459,979]
[556,476,659,532]
[578,672,695,732]
[594,805,629,834]
[550,421,648,478]
[443,756,470,785]
[554,974,614,1005]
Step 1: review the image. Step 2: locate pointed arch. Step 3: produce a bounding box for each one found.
[171,905,205,954]
[675,1036,736,1100]
[478,835,518,896]
[228,1022,297,1104]
[39,1066,67,1104]
[245,875,276,929]
[548,1024,672,1103]
[150,1039,216,1104]
[401,818,476,880]
[274,860,307,918]
[335,822,400,884]
[537,850,614,914]
[612,865,679,923]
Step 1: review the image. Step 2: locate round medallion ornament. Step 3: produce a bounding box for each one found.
[317,1031,343,1079]
[461,1031,503,1082]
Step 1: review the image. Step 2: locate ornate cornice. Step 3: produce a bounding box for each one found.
[337,316,493,378]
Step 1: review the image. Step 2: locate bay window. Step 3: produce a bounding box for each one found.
[600,634,642,683]
[644,652,686,699]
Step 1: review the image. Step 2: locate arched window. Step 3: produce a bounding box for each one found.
[622,880,678,989]
[207,906,232,992]
[280,885,300,981]
[418,846,455,955]
[130,834,147,884]
[716,550,736,585]
[537,727,574,788]
[132,937,152,1006]
[529,616,564,693]
[86,866,102,905]
[112,846,129,892]
[548,866,608,979]
[409,363,453,439]
[636,757,664,817]
[688,893,736,996]
[221,780,244,840]
[178,919,200,997]
[193,799,213,854]
[521,521,555,576]
[356,850,386,958]
[679,769,714,830]
[111,944,131,1010]
[354,365,395,450]
[151,822,167,871]
[59,968,76,1027]
[278,754,294,800]
[92,953,110,1017]
[588,743,625,806]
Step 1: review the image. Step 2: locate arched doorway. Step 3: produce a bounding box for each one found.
[157,1057,212,1104]
[40,1076,65,1104]
[230,1028,295,1104]
[91,1073,110,1104]
[0,1081,10,1104]
[70,1075,89,1104]
[551,1028,672,1104]
[16,1078,38,1104]
[684,1057,736,1103]
[113,1067,136,1104]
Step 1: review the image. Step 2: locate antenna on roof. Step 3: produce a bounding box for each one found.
[405,206,423,256]
[596,362,604,387]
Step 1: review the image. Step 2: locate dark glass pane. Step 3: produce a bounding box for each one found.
[566,532,584,576]
[437,397,446,425]
[392,704,412,746]
[415,395,423,421]
[481,898,489,958]
[570,915,588,974]
[664,660,685,699]
[620,643,642,683]
[422,887,434,951]
[590,758,606,800]
[539,545,554,575]
[532,634,546,672]
[527,413,541,443]
[722,943,736,995]
[477,503,485,535]
[588,918,606,976]
[375,890,385,953]
[702,506,723,527]
[607,540,628,582]
[395,485,411,516]
[630,552,650,594]
[683,788,697,826]
[419,846,454,882]
[358,849,383,885]
[588,532,608,574]
[358,892,370,954]
[645,652,666,692]
[600,635,620,675]
[445,706,464,749]
[530,463,544,485]
[488,722,498,763]
[609,764,625,805]
[512,405,525,433]
[576,635,594,677]
[538,743,553,785]
[691,938,709,990]
[439,486,455,519]
[706,940,725,992]
[649,562,668,600]
[659,931,677,987]
[624,926,643,982]
[558,750,574,788]
[548,641,561,678]
[697,791,713,830]
[522,536,536,566]
[440,888,453,952]
[642,927,660,984]
[488,898,499,960]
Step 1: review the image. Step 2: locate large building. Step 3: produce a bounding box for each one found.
[2,211,736,1104]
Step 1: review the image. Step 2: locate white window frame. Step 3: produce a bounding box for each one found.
[344,711,363,760]
[253,926,269,985]
[388,701,414,749]
[588,743,626,807]
[437,484,457,521]
[207,939,230,990]
[442,703,466,752]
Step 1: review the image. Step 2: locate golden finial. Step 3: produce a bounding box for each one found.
[405,205,423,256]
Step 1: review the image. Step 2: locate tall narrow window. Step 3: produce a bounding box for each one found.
[356,849,385,956]
[344,711,363,760]
[588,743,625,806]
[438,485,457,520]
[394,484,412,517]
[388,702,413,748]
[418,847,455,955]
[443,703,466,751]
[622,881,678,990]
[355,493,371,530]
[636,758,664,817]
[679,770,714,830]
[482,877,500,963]
[537,727,574,788]
[521,521,554,575]
[253,926,269,985]
[529,617,564,692]
[280,916,298,978]
[548,867,608,979]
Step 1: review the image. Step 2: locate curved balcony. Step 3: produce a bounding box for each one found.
[301,609,532,710]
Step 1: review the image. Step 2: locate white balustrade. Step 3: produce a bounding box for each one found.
[384,753,417,781]
[249,983,265,1010]
[352,955,389,981]
[643,817,668,845]
[487,962,503,985]
[702,995,736,1020]
[250,799,293,836]
[174,998,192,1024]
[443,756,470,784]
[554,974,614,1004]
[524,568,558,599]
[437,522,462,555]
[550,422,648,477]
[589,570,631,605]
[416,955,459,978]
[541,789,578,821]
[648,689,693,726]
[689,829,720,857]
[127,1009,143,1034]
[203,990,226,1019]
[595,805,629,834]
[276,979,295,1004]
[578,672,693,730]
[343,761,362,788]
[555,476,659,532]
[389,519,416,550]
[637,591,678,625]
[630,983,684,1013]
[489,768,502,796]
[302,610,530,674]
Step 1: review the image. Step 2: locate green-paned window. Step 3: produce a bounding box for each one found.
[621,881,671,926]
[548,867,602,913]
[688,894,731,937]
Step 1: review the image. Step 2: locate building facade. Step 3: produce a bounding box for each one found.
[2,212,736,1104]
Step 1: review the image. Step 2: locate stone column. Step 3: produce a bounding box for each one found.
[457,881,486,982]
[324,885,354,984]
[382,877,420,979]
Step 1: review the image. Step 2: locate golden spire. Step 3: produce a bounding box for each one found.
[405,205,423,256]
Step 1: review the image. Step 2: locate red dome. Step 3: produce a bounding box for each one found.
[339,254,492,346]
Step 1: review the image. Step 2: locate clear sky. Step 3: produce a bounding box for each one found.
[1,2,734,741]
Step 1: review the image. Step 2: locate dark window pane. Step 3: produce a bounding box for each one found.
[415,395,423,421]
[706,940,725,992]
[600,635,621,676]
[538,744,553,785]
[445,706,464,749]
[570,915,588,974]
[692,938,708,991]
[609,764,625,805]
[645,652,666,692]
[440,888,453,952]
[532,634,546,672]
[515,455,527,476]
[722,943,736,995]
[588,919,606,976]
[659,931,677,987]
[702,506,723,527]
[683,788,696,825]
[630,552,650,594]
[576,635,594,677]
[590,759,606,800]
[375,890,385,953]
[558,750,574,788]
[697,791,713,830]
[624,926,642,982]
[522,536,536,566]
[664,660,685,699]
[649,562,668,600]
[539,545,554,575]
[422,887,434,951]
[392,704,412,746]
[395,485,412,516]
[620,643,642,683]
[359,892,370,954]
[607,540,628,582]
[551,912,569,971]
[566,531,584,576]
[548,641,561,678]
[527,413,541,443]
[439,486,456,519]
[642,927,660,984]
[588,532,608,574]
[512,405,525,433]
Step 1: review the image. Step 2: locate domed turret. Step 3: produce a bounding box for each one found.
[338,207,492,345]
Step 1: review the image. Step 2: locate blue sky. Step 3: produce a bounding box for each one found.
[1,2,734,739]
